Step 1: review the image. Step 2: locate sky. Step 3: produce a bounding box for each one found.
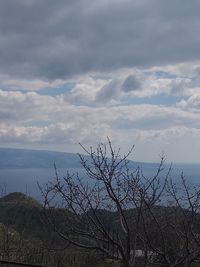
[1,0,200,163]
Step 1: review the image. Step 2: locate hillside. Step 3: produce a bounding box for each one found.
[0,192,43,237]
[0,192,80,266]
[1,192,200,267]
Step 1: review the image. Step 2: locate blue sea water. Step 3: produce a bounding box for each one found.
[0,168,84,200]
[0,164,200,201]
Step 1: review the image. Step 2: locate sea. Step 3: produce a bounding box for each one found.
[0,164,200,201]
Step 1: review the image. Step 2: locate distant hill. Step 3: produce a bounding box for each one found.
[0,147,160,169]
[0,148,84,168]
[0,147,163,198]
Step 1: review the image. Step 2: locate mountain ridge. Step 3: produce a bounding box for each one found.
[0,147,83,169]
[0,147,160,169]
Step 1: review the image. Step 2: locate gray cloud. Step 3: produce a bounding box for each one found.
[95,75,142,103]
[169,78,192,95]
[95,80,121,103]
[122,75,141,92]
[0,1,200,80]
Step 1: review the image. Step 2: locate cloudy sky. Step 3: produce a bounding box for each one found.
[1,0,200,163]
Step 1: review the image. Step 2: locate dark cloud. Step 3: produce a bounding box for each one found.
[95,80,120,103]
[0,1,200,80]
[122,75,141,92]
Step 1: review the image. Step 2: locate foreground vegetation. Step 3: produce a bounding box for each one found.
[1,140,200,267]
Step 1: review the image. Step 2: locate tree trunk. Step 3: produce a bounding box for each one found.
[183,260,192,267]
[121,261,136,267]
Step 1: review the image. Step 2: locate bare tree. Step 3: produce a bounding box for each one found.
[40,139,171,267]
[141,173,200,267]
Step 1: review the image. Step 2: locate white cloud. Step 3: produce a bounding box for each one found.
[176,94,200,111]
[1,78,67,91]
[1,87,200,162]
[67,76,107,104]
